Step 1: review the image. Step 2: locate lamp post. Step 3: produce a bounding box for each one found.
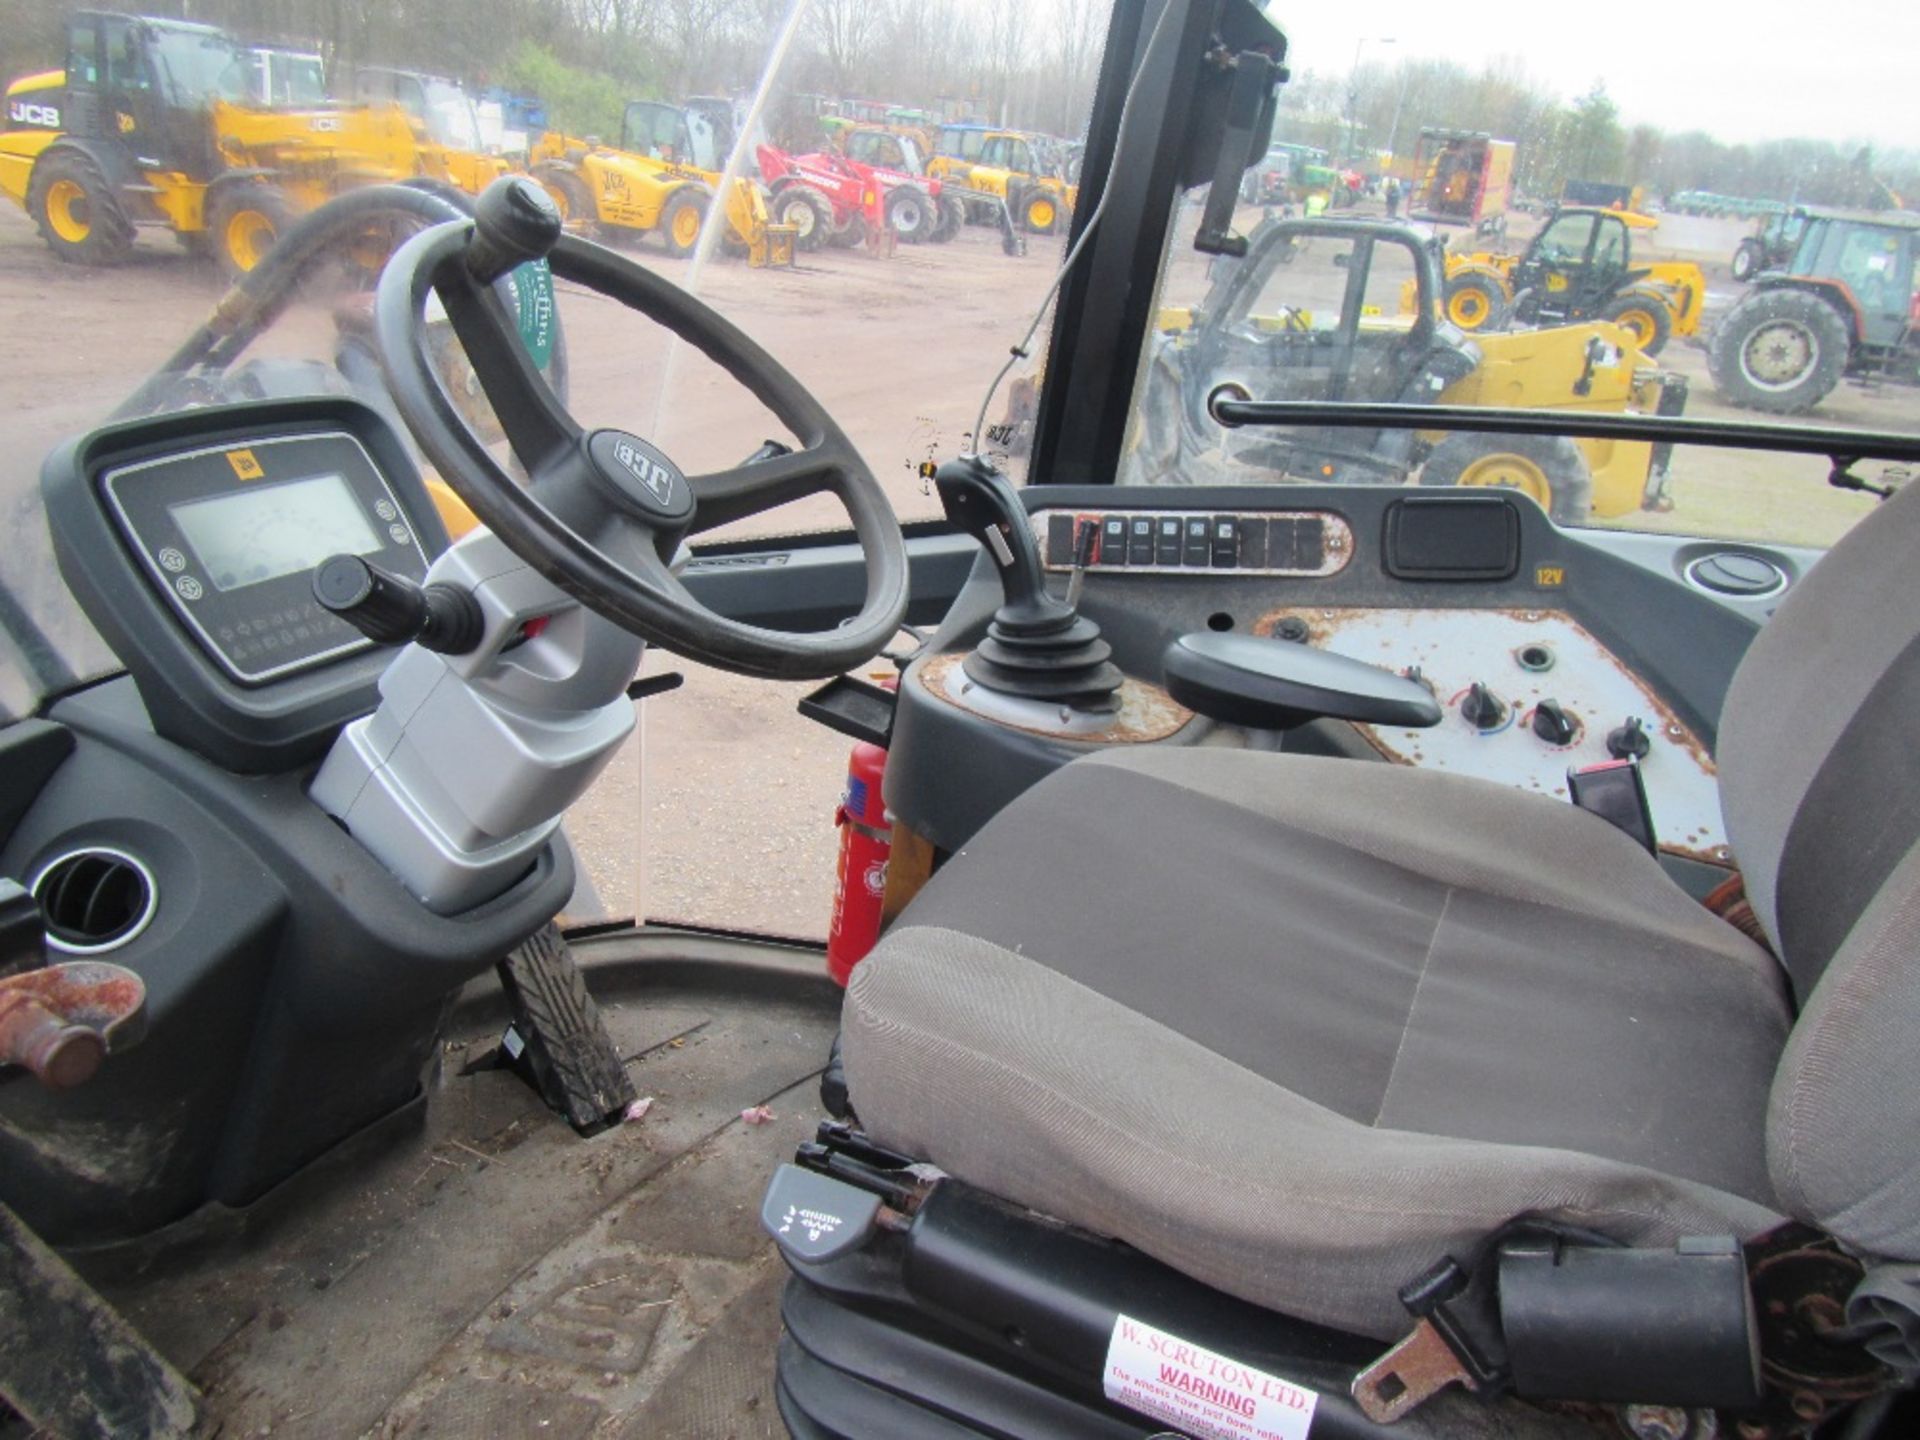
[1383,65,1413,170]
[1346,36,1395,167]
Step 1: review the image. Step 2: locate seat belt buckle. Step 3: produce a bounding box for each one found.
[1351,1257,1510,1422]
[1566,758,1656,855]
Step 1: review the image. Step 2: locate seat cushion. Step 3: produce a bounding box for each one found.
[844,748,1793,1338]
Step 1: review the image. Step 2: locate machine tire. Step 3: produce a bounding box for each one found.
[28,149,135,265]
[209,183,296,279]
[885,187,935,243]
[1419,432,1594,525]
[658,188,709,258]
[536,166,596,232]
[773,185,833,251]
[1598,290,1673,357]
[1731,237,1763,283]
[1442,272,1509,332]
[931,193,965,242]
[1022,188,1062,234]
[1707,287,1851,414]
[827,212,867,249]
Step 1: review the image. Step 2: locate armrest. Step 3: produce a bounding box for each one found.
[1162,632,1443,731]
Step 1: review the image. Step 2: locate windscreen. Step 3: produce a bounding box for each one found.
[421,79,484,152]
[147,25,248,108]
[1121,8,1920,553]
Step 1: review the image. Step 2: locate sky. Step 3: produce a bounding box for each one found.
[1264,0,1920,151]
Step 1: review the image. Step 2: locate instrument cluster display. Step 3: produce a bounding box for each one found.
[104,431,430,685]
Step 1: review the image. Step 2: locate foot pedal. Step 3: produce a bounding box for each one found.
[495,922,636,1134]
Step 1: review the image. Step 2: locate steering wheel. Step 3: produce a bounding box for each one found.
[373,178,909,680]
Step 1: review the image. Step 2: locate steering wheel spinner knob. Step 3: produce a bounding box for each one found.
[467,176,563,284]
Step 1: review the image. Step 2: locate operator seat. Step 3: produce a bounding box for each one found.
[842,478,1920,1342]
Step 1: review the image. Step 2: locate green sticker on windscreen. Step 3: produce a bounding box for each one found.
[508,259,556,371]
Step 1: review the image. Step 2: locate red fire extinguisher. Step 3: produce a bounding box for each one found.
[827,735,892,986]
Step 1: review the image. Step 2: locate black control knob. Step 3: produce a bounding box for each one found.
[1460,682,1507,731]
[1531,699,1578,746]
[466,176,563,284]
[315,555,483,655]
[1607,716,1652,761]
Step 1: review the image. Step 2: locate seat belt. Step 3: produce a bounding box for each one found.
[1565,757,1656,854]
[1353,1221,1900,1429]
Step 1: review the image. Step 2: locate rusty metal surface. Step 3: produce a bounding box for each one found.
[0,961,147,1090]
[919,650,1193,744]
[1253,606,1730,865]
[1350,1317,1480,1423]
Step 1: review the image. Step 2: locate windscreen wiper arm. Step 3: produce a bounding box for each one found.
[1208,398,1920,496]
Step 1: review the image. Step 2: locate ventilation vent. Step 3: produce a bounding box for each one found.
[1684,551,1788,599]
[31,848,156,954]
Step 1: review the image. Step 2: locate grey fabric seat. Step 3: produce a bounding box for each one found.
[844,477,1920,1342]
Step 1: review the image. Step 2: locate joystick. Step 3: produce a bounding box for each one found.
[934,454,1122,710]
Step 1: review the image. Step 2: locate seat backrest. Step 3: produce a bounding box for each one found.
[1719,476,1920,1259]
[1719,475,1920,999]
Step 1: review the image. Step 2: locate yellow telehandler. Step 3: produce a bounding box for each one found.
[529,99,795,267]
[0,12,508,276]
[926,124,1078,234]
[1430,205,1705,357]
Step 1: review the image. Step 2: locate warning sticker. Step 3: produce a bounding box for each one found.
[1104,1313,1319,1440]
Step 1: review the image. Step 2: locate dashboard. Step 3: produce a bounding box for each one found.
[887,484,1787,872]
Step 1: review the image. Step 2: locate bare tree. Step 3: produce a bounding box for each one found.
[1050,0,1102,136]
[981,0,1030,126]
[812,0,882,95]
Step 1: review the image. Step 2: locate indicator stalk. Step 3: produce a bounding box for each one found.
[314,554,482,655]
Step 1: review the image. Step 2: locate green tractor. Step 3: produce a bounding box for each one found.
[1730,205,1807,283]
[1709,207,1920,413]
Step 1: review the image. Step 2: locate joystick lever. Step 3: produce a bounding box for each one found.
[934,455,1121,710]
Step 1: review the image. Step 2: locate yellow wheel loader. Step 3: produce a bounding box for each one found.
[528,102,794,268]
[1430,205,1705,357]
[0,13,509,277]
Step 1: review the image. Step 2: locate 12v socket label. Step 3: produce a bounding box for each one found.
[1104,1313,1319,1440]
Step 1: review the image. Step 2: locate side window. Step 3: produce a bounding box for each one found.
[1009,141,1032,173]
[846,131,876,163]
[1238,235,1361,333]
[1592,217,1628,277]
[395,76,427,123]
[1838,229,1905,308]
[66,21,100,86]
[104,21,146,91]
[1361,238,1421,322]
[1535,212,1595,264]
